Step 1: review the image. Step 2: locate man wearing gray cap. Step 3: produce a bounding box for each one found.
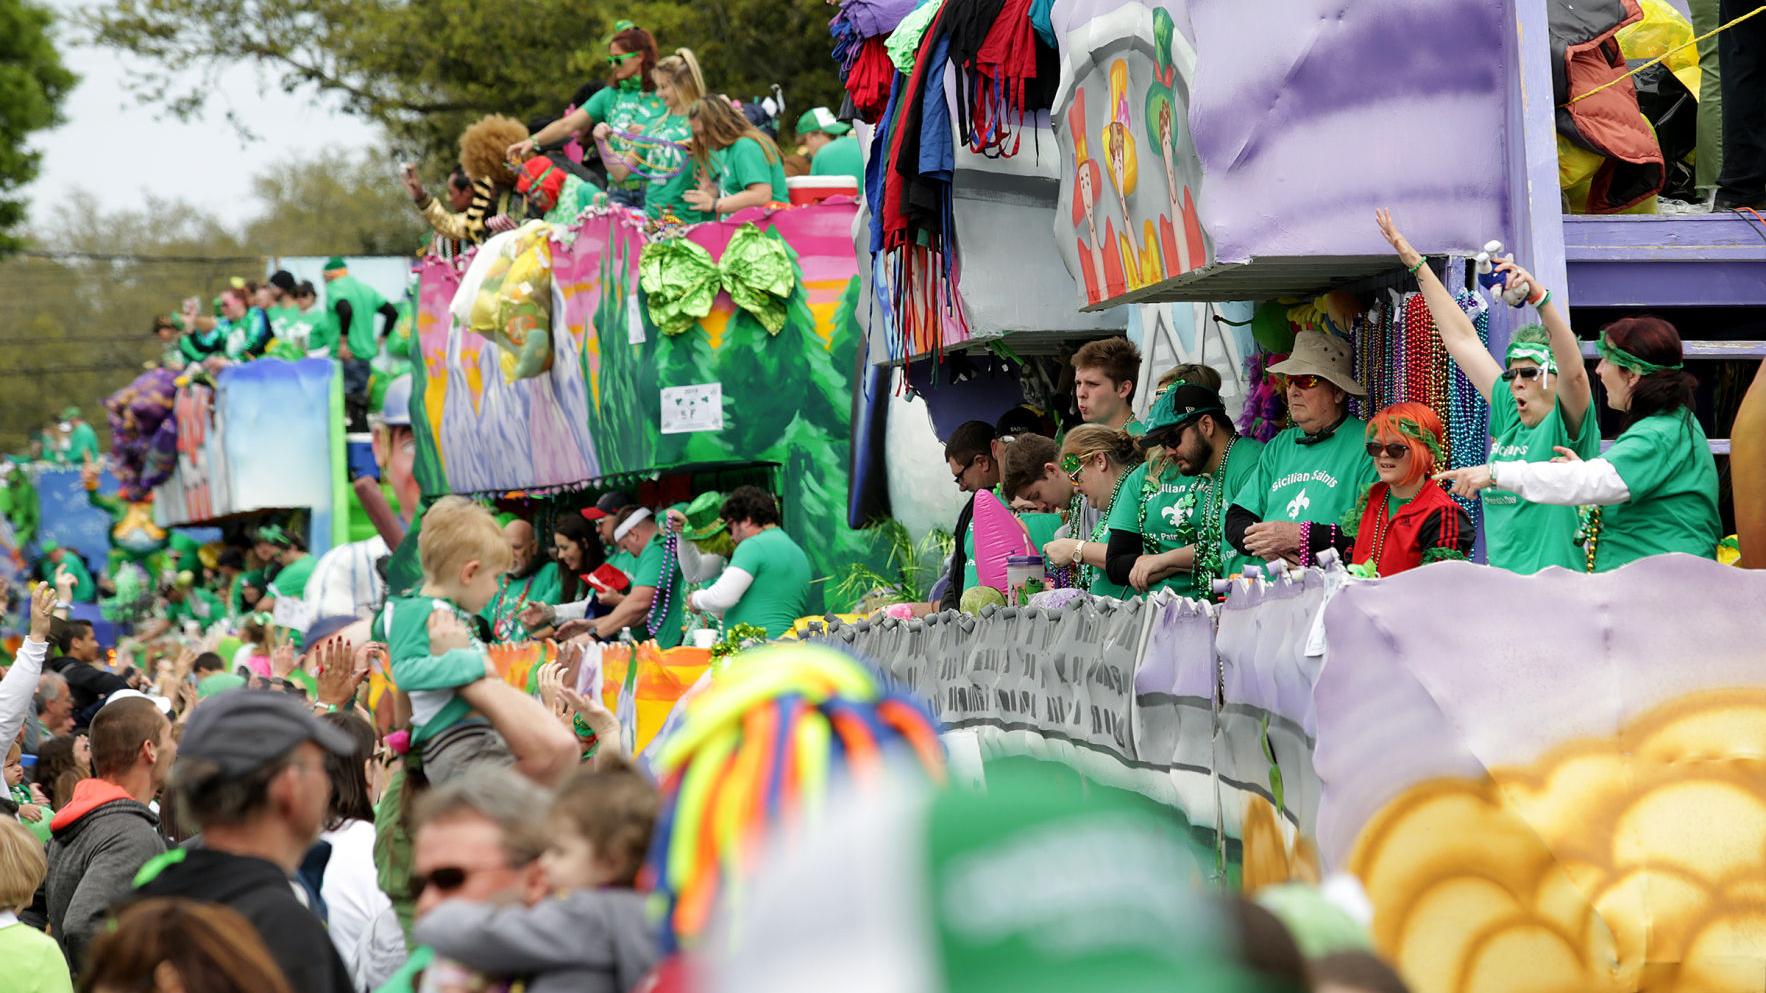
[131,691,358,993]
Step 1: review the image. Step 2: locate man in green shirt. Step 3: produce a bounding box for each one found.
[797,107,865,188]
[60,407,101,465]
[684,487,810,640]
[254,524,316,611]
[1071,336,1145,435]
[322,257,400,431]
[556,506,685,648]
[42,543,96,603]
[481,518,562,643]
[1226,331,1377,567]
[1105,380,1264,597]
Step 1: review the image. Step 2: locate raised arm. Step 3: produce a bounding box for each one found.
[1494,258,1592,433]
[1376,209,1501,399]
[508,107,593,162]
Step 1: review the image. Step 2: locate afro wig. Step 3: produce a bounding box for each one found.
[459,114,528,188]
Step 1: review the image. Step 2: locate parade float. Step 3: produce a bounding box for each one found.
[816,0,1766,989]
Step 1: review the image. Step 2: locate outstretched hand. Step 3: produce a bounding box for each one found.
[29,583,56,641]
[1435,465,1495,499]
[1374,208,1422,267]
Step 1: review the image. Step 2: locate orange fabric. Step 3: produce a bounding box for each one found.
[49,778,134,832]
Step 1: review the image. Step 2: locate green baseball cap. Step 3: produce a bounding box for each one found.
[796,107,852,136]
[60,406,82,421]
[323,256,348,272]
[1143,380,1226,436]
[683,491,726,542]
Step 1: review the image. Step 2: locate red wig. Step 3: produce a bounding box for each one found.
[1366,401,1445,486]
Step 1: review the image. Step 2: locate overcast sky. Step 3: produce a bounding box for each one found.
[28,0,384,231]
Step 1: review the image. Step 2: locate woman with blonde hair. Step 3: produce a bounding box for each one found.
[599,47,708,222]
[0,817,72,993]
[1041,425,1145,598]
[683,97,789,219]
[79,898,294,993]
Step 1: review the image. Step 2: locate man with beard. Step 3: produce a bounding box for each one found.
[1104,381,1263,598]
[482,518,562,643]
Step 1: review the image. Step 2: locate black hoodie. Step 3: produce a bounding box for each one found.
[131,847,354,993]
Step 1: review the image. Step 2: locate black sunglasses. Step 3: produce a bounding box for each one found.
[1365,442,1411,459]
[1501,366,1547,382]
[409,864,501,900]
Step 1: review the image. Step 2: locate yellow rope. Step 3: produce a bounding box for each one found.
[1566,2,1766,106]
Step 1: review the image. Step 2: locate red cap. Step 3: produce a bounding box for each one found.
[581,506,611,521]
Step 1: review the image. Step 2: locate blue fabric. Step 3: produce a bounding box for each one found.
[918,34,955,182]
[867,75,905,256]
[1030,0,1056,47]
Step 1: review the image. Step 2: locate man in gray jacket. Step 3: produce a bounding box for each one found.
[46,693,174,973]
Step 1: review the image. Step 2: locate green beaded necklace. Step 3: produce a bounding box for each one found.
[1077,470,1130,589]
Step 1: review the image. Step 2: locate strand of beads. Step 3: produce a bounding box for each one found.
[1575,506,1603,573]
[1190,436,1239,597]
[1446,291,1492,524]
[1078,471,1130,590]
[646,529,682,639]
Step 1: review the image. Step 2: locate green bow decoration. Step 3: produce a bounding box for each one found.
[638,223,797,337]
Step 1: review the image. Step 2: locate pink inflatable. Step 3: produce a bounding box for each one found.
[970,488,1033,593]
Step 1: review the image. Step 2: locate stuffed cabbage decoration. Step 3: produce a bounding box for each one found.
[467,220,554,382]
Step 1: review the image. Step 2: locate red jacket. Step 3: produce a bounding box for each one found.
[1349,482,1474,577]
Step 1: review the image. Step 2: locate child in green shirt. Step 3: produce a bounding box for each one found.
[373,497,517,784]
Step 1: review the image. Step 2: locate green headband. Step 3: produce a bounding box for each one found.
[1384,417,1445,465]
[1597,332,1683,375]
[1505,341,1556,374]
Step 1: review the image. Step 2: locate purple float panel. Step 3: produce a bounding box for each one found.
[1563,214,1766,308]
[1050,0,1513,305]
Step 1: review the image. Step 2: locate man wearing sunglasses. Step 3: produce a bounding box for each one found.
[1225,331,1377,567]
[133,691,359,993]
[377,771,552,993]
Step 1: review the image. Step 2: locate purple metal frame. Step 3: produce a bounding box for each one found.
[1563,214,1766,307]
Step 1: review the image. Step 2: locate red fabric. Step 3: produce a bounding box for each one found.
[50,778,134,833]
[586,562,632,594]
[1560,0,1663,211]
[1350,482,1465,577]
[878,1,954,251]
[846,38,894,123]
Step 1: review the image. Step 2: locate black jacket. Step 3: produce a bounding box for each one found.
[938,494,978,611]
[47,657,130,728]
[132,847,354,993]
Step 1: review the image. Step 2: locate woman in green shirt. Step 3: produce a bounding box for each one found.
[1440,317,1721,572]
[1040,425,1144,598]
[596,48,708,223]
[1377,209,1597,573]
[682,96,789,219]
[508,24,663,209]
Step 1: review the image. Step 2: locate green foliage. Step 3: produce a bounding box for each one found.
[83,0,845,165]
[242,153,426,256]
[0,0,76,253]
[831,518,955,611]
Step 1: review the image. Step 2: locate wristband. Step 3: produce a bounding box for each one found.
[1406,257,1426,276]
[55,601,71,610]
[1487,462,1499,488]
[1532,288,1551,308]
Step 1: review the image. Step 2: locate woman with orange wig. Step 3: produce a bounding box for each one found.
[1343,403,1473,577]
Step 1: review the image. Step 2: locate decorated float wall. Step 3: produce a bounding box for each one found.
[153,359,345,556]
[803,556,1766,993]
[412,204,873,607]
[1049,0,1509,307]
[32,468,123,576]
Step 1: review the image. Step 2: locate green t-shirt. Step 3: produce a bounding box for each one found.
[326,274,389,360]
[1105,437,1264,598]
[165,588,224,629]
[709,137,789,208]
[1593,410,1721,571]
[270,554,316,601]
[1484,387,1602,573]
[267,304,336,355]
[481,561,563,643]
[1232,419,1377,534]
[643,111,709,222]
[722,526,811,639]
[810,135,865,187]
[0,921,70,993]
[65,422,101,464]
[630,532,686,649]
[585,85,669,193]
[374,594,491,742]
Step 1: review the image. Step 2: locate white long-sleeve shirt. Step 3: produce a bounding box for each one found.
[687,568,755,614]
[1491,458,1631,506]
[0,636,48,753]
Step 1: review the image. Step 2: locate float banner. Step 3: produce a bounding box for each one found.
[413,203,869,603]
